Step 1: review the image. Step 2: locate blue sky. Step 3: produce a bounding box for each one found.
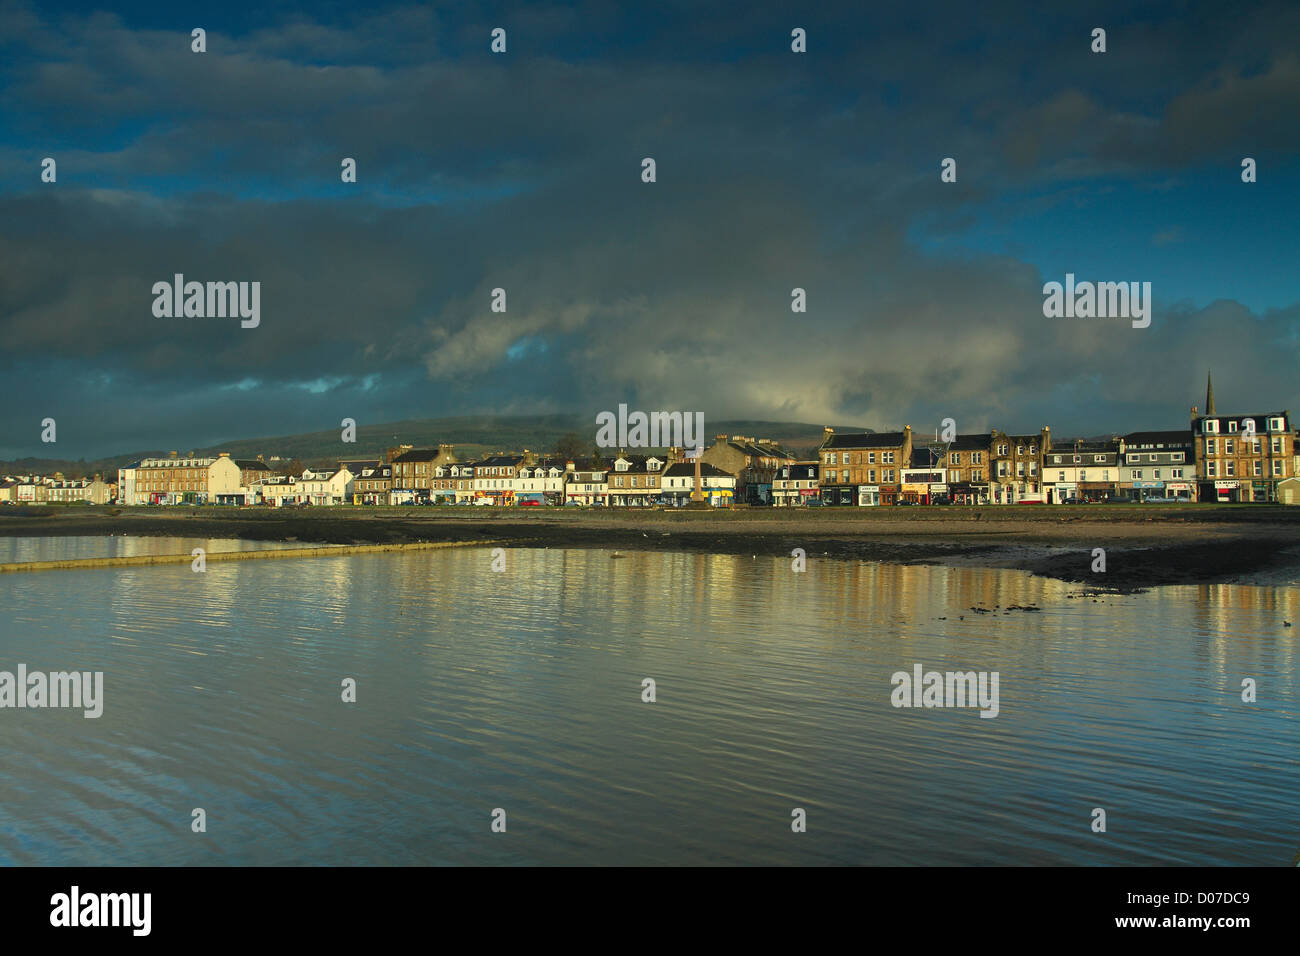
[1,0,1298,459]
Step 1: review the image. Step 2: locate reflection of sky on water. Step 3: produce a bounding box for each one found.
[0,541,1294,865]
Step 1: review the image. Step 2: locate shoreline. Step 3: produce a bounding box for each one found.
[0,538,505,574]
[3,505,1299,590]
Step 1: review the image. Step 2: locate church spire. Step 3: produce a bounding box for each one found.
[1205,370,1216,416]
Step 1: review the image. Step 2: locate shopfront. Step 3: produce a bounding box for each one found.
[1130,479,1164,501]
[1078,482,1116,501]
[948,482,986,505]
[1213,480,1240,503]
[1048,483,1076,504]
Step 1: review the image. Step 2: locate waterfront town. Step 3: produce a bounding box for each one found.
[4,378,1300,509]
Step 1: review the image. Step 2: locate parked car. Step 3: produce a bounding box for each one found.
[518,500,542,506]
[805,498,825,507]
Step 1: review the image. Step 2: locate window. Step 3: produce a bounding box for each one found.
[950,454,961,465]
[1269,417,1283,432]
[1058,472,1066,481]
[1073,455,1081,463]
[1272,460,1283,476]
[1172,452,1184,462]
[1253,461,1262,477]
[1135,470,1144,479]
[1271,437,1282,454]
[1225,439,1234,455]
[1228,421,1238,433]
[1147,454,1157,462]
[1203,420,1218,434]
[999,444,1009,456]
[1206,439,1216,455]
[1207,461,1217,477]
[1079,470,1087,481]
[1153,470,1161,480]
[868,452,876,464]
[1172,468,1183,479]
[869,470,876,483]
[1102,471,1109,481]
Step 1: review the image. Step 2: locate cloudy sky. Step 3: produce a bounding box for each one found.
[2,0,1298,459]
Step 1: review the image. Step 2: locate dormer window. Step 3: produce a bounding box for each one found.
[1203,420,1218,434]
[1227,421,1238,433]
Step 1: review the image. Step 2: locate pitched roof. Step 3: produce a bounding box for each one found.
[725,439,793,459]
[1193,413,1289,429]
[663,462,734,478]
[822,431,908,450]
[949,433,993,451]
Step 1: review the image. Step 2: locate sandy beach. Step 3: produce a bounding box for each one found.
[3,504,1298,590]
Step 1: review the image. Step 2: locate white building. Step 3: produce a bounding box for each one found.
[1043,440,1121,503]
[514,462,566,503]
[295,467,354,506]
[117,462,140,505]
[772,462,821,506]
[563,464,609,505]
[659,462,736,506]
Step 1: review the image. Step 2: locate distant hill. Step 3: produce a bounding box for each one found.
[1,416,870,476]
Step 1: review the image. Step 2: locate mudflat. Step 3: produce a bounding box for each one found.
[3,504,1298,590]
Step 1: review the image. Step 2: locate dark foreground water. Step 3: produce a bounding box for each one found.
[0,541,1295,865]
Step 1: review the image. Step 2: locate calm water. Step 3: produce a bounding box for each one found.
[0,535,328,563]
[0,539,1295,865]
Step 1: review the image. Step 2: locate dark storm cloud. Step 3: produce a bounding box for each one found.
[0,1,1297,458]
